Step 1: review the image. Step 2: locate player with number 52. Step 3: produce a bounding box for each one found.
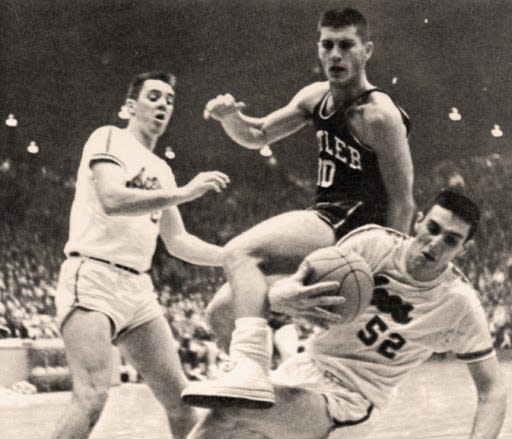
[184,190,505,439]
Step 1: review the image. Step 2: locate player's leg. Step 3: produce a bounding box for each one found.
[51,309,114,439]
[188,385,334,439]
[117,315,198,439]
[183,211,334,407]
[206,275,287,352]
[273,322,299,363]
[205,282,234,353]
[224,210,335,318]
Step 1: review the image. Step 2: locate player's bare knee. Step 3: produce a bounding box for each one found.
[74,386,109,425]
[223,240,265,273]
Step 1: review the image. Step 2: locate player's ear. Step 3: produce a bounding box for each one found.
[364,41,374,61]
[458,239,475,257]
[124,99,136,115]
[412,211,424,235]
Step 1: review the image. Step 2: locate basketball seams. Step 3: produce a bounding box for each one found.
[306,249,373,323]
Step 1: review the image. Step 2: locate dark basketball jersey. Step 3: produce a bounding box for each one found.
[311,89,411,216]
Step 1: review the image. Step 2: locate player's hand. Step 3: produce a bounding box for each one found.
[203,94,246,121]
[182,171,230,202]
[268,261,345,328]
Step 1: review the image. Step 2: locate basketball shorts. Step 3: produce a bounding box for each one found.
[55,258,163,342]
[270,352,377,438]
[310,201,386,241]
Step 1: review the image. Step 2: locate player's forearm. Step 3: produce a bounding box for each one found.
[166,234,224,266]
[219,113,267,149]
[469,388,506,438]
[385,196,415,234]
[100,187,193,216]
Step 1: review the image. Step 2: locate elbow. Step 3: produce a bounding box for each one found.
[479,385,507,407]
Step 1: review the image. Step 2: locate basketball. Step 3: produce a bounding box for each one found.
[304,246,374,323]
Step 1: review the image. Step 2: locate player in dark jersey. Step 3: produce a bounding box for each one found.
[182,7,415,407]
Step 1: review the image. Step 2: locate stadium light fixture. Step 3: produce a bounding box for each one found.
[164,146,176,159]
[27,141,39,154]
[491,124,503,138]
[267,156,277,166]
[260,145,273,157]
[449,107,462,121]
[5,114,18,127]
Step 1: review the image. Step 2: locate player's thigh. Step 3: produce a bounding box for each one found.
[226,210,335,272]
[194,385,333,439]
[118,315,186,392]
[60,308,114,392]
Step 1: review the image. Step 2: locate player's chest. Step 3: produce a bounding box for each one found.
[124,157,171,191]
[353,274,451,358]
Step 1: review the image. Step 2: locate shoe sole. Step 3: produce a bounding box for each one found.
[182,386,275,409]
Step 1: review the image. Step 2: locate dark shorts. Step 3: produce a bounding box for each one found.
[310,201,386,241]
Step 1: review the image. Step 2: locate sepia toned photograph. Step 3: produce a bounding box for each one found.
[0,1,511,437]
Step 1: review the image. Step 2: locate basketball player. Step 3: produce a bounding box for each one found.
[183,7,415,406]
[51,71,230,439]
[185,190,506,439]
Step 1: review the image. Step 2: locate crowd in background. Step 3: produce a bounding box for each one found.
[1,150,511,380]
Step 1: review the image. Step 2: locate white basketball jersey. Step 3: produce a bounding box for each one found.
[64,125,176,272]
[309,225,495,409]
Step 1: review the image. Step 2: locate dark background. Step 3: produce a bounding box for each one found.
[1,0,511,181]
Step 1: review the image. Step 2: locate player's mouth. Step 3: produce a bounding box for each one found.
[329,66,346,76]
[154,113,166,123]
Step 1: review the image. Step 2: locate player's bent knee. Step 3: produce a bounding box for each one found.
[75,387,109,424]
[223,240,266,272]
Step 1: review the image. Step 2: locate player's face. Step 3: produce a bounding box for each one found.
[406,205,471,281]
[130,79,175,136]
[317,26,373,87]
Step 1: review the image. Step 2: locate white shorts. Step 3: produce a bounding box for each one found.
[270,353,377,438]
[56,258,163,341]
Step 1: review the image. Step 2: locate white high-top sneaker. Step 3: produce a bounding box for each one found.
[181,320,275,409]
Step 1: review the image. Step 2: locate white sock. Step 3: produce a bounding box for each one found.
[230,318,272,368]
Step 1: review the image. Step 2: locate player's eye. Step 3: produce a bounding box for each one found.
[444,235,459,247]
[339,40,355,50]
[147,90,161,102]
[320,40,335,50]
[427,221,441,236]
[165,95,174,106]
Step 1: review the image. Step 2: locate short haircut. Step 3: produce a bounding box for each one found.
[126,71,176,101]
[318,7,370,42]
[431,189,480,240]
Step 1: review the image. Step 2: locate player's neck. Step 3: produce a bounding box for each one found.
[126,124,158,151]
[329,77,374,109]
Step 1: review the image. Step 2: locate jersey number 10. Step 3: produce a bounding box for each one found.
[317,159,336,188]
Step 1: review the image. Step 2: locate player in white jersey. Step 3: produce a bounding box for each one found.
[184,190,506,439]
[51,71,230,439]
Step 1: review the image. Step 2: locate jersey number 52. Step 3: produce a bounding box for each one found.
[357,315,406,359]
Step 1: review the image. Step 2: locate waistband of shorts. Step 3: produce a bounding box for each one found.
[68,252,143,275]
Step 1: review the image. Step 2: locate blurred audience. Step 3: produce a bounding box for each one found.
[1,151,512,381]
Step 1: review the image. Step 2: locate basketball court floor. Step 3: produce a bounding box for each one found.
[2,358,511,438]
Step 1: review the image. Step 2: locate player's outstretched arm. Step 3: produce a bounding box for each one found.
[92,162,229,216]
[466,356,506,438]
[268,260,345,327]
[159,206,223,267]
[204,88,316,150]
